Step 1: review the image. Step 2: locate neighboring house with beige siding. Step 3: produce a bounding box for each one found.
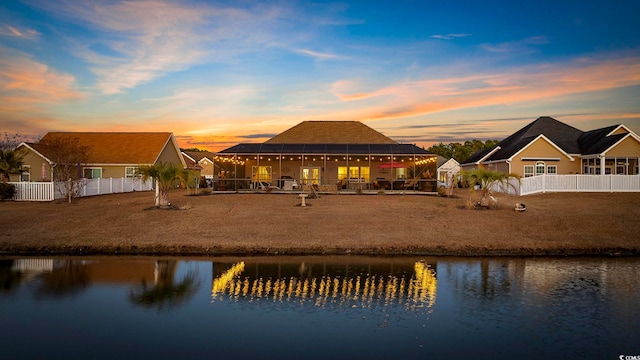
[13,132,185,182]
[461,116,640,177]
[182,150,218,179]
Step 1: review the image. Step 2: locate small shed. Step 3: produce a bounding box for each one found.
[437,158,460,183]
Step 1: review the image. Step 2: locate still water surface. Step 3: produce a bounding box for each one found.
[1,256,638,359]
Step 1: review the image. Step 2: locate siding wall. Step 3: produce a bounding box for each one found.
[509,139,580,176]
[605,136,640,157]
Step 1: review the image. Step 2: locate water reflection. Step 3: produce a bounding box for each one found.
[0,256,638,359]
[211,260,437,312]
[129,260,200,312]
[1,258,201,311]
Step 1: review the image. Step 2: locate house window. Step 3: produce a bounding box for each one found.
[125,167,140,178]
[252,166,272,182]
[338,166,348,180]
[301,167,320,185]
[343,166,370,182]
[20,165,30,182]
[395,167,406,179]
[348,166,359,179]
[83,167,102,179]
[535,161,545,175]
[547,165,557,175]
[524,165,534,178]
[360,167,370,182]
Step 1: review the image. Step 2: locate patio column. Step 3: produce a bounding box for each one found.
[368,155,371,184]
[279,155,282,185]
[234,154,238,191]
[599,155,605,175]
[323,154,327,186]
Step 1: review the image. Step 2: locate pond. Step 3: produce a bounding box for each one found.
[1,256,638,359]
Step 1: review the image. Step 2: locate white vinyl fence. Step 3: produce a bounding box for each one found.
[9,182,55,201]
[74,177,153,198]
[490,174,640,196]
[10,177,153,201]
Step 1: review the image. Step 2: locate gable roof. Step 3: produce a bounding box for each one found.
[462,116,637,164]
[491,116,583,160]
[181,153,200,170]
[461,147,496,165]
[265,121,397,144]
[182,150,215,162]
[37,132,181,165]
[578,125,626,154]
[437,158,460,171]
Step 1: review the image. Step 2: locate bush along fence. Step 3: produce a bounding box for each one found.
[8,177,154,201]
[490,174,640,196]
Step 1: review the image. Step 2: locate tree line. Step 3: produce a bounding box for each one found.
[426,139,499,163]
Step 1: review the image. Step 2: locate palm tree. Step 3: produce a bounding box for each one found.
[0,149,24,182]
[138,162,182,207]
[178,167,200,195]
[463,168,520,208]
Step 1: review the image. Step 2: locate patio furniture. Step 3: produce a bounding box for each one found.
[375,179,390,190]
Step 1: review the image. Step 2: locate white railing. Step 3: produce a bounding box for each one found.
[490,174,640,196]
[10,177,153,201]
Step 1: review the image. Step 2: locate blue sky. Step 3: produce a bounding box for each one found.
[1,0,639,151]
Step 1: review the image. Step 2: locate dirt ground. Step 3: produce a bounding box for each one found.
[1,189,639,256]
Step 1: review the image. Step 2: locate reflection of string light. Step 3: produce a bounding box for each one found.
[211,262,245,297]
[211,261,437,311]
[413,261,437,308]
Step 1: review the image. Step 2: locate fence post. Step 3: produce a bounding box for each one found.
[610,174,613,192]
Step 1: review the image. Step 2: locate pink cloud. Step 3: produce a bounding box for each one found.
[328,56,640,122]
[0,25,40,40]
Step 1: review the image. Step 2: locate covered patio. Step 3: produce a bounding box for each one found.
[212,143,439,193]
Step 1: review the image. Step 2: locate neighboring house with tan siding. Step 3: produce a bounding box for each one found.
[181,150,217,179]
[13,132,185,182]
[461,116,640,177]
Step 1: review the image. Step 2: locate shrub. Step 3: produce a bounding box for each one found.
[0,183,16,200]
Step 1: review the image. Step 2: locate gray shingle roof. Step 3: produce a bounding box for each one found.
[462,117,629,164]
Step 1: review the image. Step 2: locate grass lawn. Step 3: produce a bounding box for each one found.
[1,189,639,256]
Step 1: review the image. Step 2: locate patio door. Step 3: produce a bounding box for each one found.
[252,166,272,187]
[301,167,320,185]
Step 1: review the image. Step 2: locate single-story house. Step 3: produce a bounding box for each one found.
[182,150,218,179]
[13,132,185,182]
[215,121,438,191]
[461,116,640,177]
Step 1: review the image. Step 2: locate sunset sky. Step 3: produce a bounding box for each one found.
[1,0,639,151]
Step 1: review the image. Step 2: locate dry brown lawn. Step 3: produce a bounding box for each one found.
[1,189,639,256]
